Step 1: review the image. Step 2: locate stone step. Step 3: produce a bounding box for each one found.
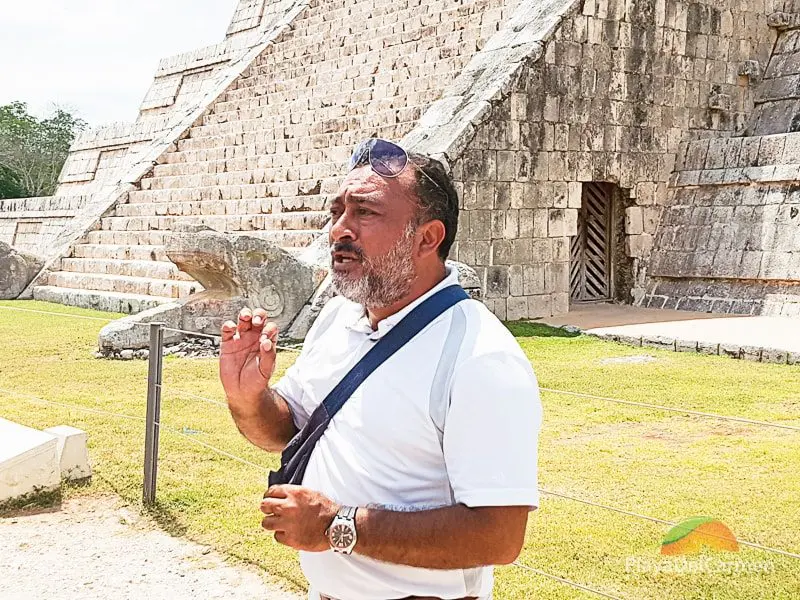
[140,169,335,191]
[33,286,175,315]
[60,258,194,282]
[72,244,169,261]
[45,271,202,299]
[117,197,329,217]
[126,191,330,213]
[84,228,321,248]
[99,212,329,233]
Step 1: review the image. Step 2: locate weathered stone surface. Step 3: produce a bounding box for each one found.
[165,225,321,335]
[98,302,184,352]
[0,242,43,300]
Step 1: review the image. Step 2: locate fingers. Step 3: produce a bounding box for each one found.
[260,497,285,515]
[251,308,268,328]
[220,308,278,340]
[237,308,253,333]
[261,514,282,531]
[221,320,237,342]
[265,484,291,499]
[263,320,278,341]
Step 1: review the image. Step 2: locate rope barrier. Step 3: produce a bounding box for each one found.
[0,305,113,323]
[158,386,229,409]
[0,304,301,353]
[0,387,145,423]
[511,561,625,600]
[540,488,800,560]
[154,420,271,473]
[541,388,800,433]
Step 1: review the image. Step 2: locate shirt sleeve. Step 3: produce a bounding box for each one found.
[443,351,542,509]
[272,295,345,430]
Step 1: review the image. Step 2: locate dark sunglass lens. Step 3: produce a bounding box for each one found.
[348,139,374,171]
[369,139,408,177]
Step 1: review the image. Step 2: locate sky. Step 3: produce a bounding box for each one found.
[0,0,239,127]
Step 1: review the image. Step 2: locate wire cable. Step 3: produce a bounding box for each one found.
[0,305,113,323]
[158,386,229,409]
[0,387,145,422]
[540,488,800,560]
[154,420,270,473]
[511,561,625,600]
[541,388,800,433]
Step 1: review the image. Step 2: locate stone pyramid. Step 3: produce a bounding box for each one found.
[4,0,797,322]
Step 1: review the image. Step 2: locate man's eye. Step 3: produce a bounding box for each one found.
[357,208,372,216]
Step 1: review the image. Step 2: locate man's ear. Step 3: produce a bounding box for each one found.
[416,219,446,259]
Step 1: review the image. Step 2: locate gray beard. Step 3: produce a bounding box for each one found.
[331,223,416,309]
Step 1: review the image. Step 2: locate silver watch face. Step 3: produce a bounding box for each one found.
[330,523,355,549]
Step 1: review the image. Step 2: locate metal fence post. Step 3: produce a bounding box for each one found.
[143,322,165,506]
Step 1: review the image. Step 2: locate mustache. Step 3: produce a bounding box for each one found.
[331,241,364,259]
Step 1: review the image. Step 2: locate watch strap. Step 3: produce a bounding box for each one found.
[338,505,357,521]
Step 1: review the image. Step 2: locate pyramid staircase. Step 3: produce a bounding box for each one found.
[33,0,519,314]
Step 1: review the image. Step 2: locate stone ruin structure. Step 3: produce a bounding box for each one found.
[1,0,798,345]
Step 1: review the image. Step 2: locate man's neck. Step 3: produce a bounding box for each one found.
[366,263,448,330]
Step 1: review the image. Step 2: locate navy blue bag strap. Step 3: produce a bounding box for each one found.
[269,284,469,487]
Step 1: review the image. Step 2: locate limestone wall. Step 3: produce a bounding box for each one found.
[133,0,522,223]
[0,196,88,256]
[440,0,775,319]
[644,133,800,316]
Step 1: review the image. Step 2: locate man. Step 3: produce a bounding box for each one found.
[219,139,542,600]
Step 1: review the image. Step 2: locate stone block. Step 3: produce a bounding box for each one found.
[0,242,43,300]
[741,345,763,361]
[485,266,509,298]
[697,341,720,355]
[526,294,552,318]
[676,339,698,352]
[165,225,321,336]
[506,296,528,321]
[642,335,677,351]
[761,348,788,364]
[548,209,566,237]
[719,343,742,359]
[0,419,60,505]
[625,206,644,235]
[43,426,91,481]
[610,334,640,347]
[98,302,184,352]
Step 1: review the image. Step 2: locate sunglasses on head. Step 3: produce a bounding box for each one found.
[348,138,447,196]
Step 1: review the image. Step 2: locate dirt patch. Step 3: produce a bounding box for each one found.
[554,418,793,448]
[0,495,301,600]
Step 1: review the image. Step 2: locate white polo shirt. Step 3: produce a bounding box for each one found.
[273,267,542,600]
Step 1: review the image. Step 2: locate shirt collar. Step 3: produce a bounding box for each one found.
[345,266,461,340]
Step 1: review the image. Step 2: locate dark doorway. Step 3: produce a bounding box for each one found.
[570,182,614,302]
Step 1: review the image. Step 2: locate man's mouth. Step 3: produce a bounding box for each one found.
[332,251,363,267]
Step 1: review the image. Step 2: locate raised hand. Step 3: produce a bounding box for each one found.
[219,308,278,406]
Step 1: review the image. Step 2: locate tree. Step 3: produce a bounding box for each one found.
[0,101,86,199]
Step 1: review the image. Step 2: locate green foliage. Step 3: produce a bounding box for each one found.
[0,101,86,198]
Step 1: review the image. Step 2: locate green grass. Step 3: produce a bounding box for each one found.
[1,300,799,599]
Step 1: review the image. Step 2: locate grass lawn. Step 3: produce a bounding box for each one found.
[1,300,798,599]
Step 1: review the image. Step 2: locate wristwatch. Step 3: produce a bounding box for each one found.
[327,505,358,555]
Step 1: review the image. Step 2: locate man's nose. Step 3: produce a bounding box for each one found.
[330,211,356,243]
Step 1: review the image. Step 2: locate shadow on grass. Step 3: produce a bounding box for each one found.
[0,487,63,518]
[505,321,581,339]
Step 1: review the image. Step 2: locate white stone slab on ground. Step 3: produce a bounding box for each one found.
[44,425,92,480]
[539,304,800,364]
[0,419,60,504]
